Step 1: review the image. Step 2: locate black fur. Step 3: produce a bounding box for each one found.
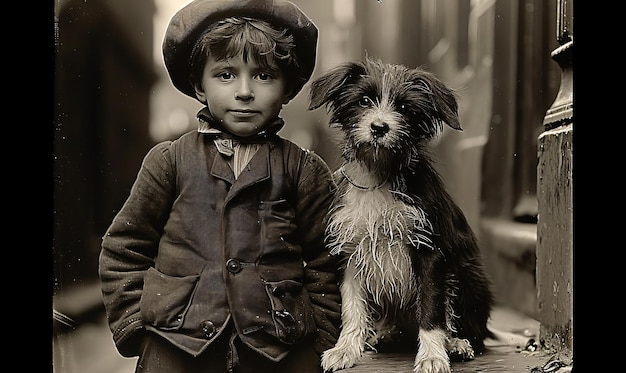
[309,57,494,357]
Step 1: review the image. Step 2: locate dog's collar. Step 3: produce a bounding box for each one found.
[340,166,388,191]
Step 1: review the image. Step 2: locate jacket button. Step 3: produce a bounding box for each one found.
[200,320,216,339]
[226,258,241,273]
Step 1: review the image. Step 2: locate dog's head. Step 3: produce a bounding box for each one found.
[309,57,461,172]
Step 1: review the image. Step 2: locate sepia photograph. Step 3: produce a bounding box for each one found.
[52,1,573,372]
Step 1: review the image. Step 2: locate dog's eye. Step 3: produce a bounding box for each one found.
[398,103,411,112]
[359,96,374,108]
[398,103,415,115]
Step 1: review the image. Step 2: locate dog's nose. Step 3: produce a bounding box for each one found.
[371,120,389,138]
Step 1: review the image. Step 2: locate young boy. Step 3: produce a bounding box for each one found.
[98,1,341,372]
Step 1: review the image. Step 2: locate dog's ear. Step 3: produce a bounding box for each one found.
[308,62,364,111]
[413,71,462,131]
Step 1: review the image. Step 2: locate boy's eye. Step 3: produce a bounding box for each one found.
[359,96,374,107]
[217,72,234,80]
[256,73,273,81]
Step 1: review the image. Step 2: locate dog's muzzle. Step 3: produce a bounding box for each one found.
[371,120,390,139]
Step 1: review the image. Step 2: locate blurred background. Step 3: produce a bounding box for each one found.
[53,0,572,372]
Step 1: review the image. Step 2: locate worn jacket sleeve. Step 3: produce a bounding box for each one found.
[98,141,176,357]
[296,150,341,355]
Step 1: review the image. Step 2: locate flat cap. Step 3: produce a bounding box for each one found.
[163,0,318,100]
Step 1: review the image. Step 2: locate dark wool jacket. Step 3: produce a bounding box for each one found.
[99,129,341,361]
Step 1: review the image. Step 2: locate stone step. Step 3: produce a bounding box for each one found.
[481,218,538,319]
[53,279,104,333]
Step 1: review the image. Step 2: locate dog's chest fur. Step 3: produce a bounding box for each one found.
[327,169,433,309]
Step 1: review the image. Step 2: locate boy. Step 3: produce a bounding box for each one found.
[98,1,341,372]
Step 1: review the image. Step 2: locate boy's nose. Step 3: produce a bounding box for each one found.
[235,79,254,100]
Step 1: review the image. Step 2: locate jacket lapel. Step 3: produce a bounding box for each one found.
[229,144,270,195]
[210,152,235,185]
[220,144,271,202]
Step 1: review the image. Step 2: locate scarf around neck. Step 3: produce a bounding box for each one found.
[195,107,285,177]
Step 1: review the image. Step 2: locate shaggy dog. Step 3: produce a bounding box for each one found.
[308,57,495,373]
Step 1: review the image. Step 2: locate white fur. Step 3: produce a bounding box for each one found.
[321,261,370,371]
[355,107,406,148]
[445,337,474,360]
[414,328,450,373]
[323,163,445,372]
[326,163,433,308]
[322,163,476,373]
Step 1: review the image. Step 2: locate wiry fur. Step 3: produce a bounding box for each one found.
[308,57,494,373]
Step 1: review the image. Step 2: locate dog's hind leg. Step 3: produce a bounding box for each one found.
[321,260,371,372]
[445,337,474,362]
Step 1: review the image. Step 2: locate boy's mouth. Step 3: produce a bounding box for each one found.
[229,109,259,118]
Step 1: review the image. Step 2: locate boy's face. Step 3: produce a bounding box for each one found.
[194,55,291,138]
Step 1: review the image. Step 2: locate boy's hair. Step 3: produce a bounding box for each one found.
[163,0,318,102]
[189,17,305,98]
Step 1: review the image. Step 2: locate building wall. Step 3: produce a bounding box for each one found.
[54,0,156,293]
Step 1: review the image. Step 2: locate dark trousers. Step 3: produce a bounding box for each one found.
[135,330,323,373]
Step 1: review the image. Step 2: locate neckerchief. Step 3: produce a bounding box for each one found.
[196,107,284,157]
[196,108,285,178]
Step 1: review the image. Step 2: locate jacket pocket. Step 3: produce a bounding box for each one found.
[260,198,294,223]
[264,279,316,344]
[140,267,200,330]
[259,199,299,255]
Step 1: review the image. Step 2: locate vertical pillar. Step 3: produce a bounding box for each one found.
[536,0,573,354]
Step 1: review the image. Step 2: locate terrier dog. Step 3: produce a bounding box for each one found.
[308,57,495,373]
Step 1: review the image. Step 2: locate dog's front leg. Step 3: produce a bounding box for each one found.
[321,260,370,372]
[413,257,451,373]
[414,328,450,373]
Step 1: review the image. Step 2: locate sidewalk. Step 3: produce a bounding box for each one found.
[339,306,561,372]
[52,306,568,373]
[52,281,571,372]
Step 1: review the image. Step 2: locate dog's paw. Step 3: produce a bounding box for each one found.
[321,345,362,372]
[414,328,451,373]
[413,356,451,373]
[446,337,474,362]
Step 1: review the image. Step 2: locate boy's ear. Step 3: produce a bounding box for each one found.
[193,81,207,103]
